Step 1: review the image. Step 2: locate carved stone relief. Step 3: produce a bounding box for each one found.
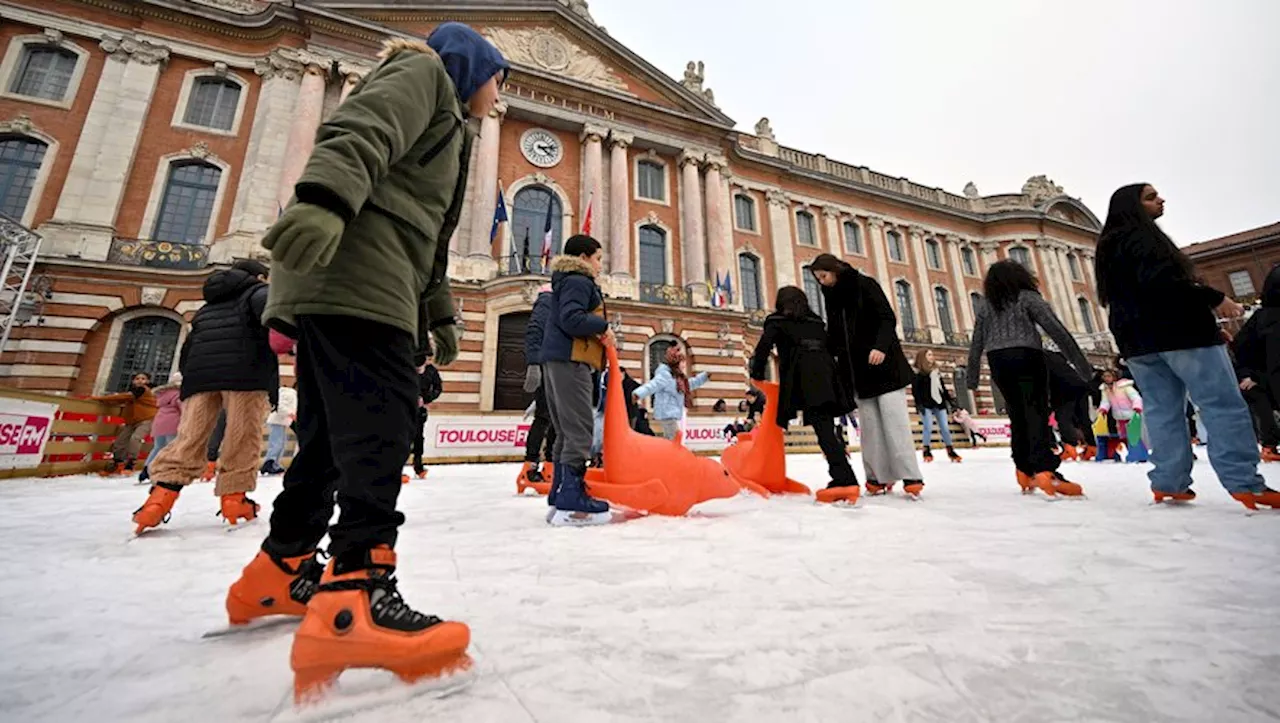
[484,27,628,93]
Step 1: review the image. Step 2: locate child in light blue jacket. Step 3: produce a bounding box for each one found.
[633,346,709,440]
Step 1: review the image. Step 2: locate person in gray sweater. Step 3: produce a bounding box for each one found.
[968,260,1092,497]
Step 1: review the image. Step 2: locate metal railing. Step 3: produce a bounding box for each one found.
[943,330,971,347]
[497,253,553,277]
[639,283,692,307]
[108,237,209,269]
[902,328,932,344]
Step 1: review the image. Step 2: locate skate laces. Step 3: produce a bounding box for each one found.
[368,575,441,628]
[289,550,327,605]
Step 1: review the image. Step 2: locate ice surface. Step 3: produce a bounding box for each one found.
[2,449,1280,722]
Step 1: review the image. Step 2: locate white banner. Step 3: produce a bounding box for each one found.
[0,398,58,470]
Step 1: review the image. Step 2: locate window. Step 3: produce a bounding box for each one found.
[511,185,562,270]
[802,266,826,319]
[935,287,953,334]
[1078,297,1095,334]
[637,160,664,201]
[9,46,76,102]
[734,194,756,231]
[970,292,983,319]
[961,246,977,276]
[108,317,181,392]
[795,210,817,246]
[0,136,47,220]
[1228,270,1256,297]
[886,230,905,262]
[1067,254,1081,281]
[638,225,667,284]
[183,77,241,131]
[1009,246,1031,267]
[739,254,762,311]
[895,280,916,331]
[843,221,863,254]
[151,161,221,244]
[925,238,943,270]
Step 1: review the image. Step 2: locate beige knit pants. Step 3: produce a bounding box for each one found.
[150,390,271,495]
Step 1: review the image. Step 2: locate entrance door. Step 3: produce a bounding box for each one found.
[494,312,532,411]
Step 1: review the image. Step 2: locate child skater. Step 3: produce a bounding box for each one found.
[1098,368,1148,462]
[967,260,1092,497]
[138,373,182,484]
[951,405,987,446]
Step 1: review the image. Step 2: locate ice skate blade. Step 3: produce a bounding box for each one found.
[548,509,614,527]
[202,616,299,639]
[284,655,474,721]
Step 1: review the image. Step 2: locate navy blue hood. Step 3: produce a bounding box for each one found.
[427,22,509,102]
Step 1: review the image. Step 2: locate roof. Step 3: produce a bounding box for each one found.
[1184,221,1280,257]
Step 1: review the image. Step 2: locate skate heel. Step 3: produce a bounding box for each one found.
[1231,488,1280,510]
[219,493,259,525]
[903,481,924,500]
[1032,472,1059,499]
[293,666,340,705]
[392,650,473,685]
[1016,471,1034,494]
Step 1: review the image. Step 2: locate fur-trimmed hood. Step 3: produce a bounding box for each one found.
[377,37,436,60]
[550,254,597,279]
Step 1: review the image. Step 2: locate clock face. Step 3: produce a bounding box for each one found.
[520,129,563,168]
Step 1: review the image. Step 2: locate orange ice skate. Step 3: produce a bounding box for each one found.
[516,461,552,496]
[416,469,428,479]
[291,547,471,705]
[1082,445,1097,461]
[1231,488,1280,511]
[1016,470,1034,494]
[1059,445,1079,462]
[865,481,893,496]
[132,483,181,534]
[815,484,860,504]
[1030,472,1060,498]
[200,461,217,482]
[903,481,924,499]
[1049,472,1084,497]
[401,474,410,485]
[1153,489,1196,504]
[219,492,259,525]
[226,547,323,625]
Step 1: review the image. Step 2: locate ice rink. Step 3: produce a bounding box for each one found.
[2,448,1279,722]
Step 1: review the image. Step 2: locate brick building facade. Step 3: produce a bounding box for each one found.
[0,0,1114,421]
[1185,222,1280,304]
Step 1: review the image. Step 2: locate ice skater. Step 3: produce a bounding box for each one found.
[911,349,962,463]
[634,346,709,442]
[93,372,157,476]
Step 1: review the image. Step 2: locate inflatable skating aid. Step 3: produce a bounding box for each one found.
[719,380,811,497]
[584,345,743,515]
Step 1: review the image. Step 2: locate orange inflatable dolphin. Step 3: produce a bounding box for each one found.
[584,345,744,515]
[720,381,811,496]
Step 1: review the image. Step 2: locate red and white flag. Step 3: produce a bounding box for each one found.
[581,192,593,235]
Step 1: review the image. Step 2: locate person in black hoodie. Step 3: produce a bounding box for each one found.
[132,259,279,532]
[519,283,556,489]
[750,286,858,503]
[1095,183,1273,509]
[809,253,924,499]
[1232,263,1280,462]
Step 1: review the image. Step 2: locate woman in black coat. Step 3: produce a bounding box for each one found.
[750,286,858,502]
[810,253,924,498]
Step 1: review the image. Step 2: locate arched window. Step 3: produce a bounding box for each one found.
[934,287,954,334]
[734,194,756,231]
[795,210,817,246]
[151,161,221,244]
[961,246,977,276]
[511,185,562,269]
[9,45,77,101]
[925,238,943,270]
[895,280,916,331]
[636,160,665,201]
[1009,246,1031,267]
[183,77,241,131]
[1078,297,1095,334]
[108,316,181,392]
[493,312,533,410]
[1067,254,1081,280]
[886,230,905,262]
[0,136,48,220]
[802,265,826,319]
[843,220,862,254]
[970,292,984,319]
[739,254,762,311]
[638,224,667,285]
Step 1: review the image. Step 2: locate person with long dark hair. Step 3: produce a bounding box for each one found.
[911,348,962,463]
[967,260,1091,497]
[1095,183,1275,509]
[750,286,859,503]
[809,254,924,499]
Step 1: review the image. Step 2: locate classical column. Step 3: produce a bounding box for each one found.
[41,34,170,260]
[822,207,841,255]
[449,140,481,257]
[1034,242,1071,327]
[908,226,941,341]
[1050,242,1084,331]
[703,155,734,295]
[580,123,605,244]
[338,62,368,103]
[866,216,893,294]
[946,237,973,331]
[1080,251,1110,335]
[217,48,305,261]
[679,150,707,294]
[276,55,330,211]
[608,132,632,275]
[765,190,796,289]
[467,102,504,256]
[978,239,1000,273]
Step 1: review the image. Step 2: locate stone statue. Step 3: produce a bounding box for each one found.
[702,87,716,106]
[1021,175,1065,204]
[559,0,595,23]
[681,60,704,92]
[754,117,775,141]
[963,181,980,198]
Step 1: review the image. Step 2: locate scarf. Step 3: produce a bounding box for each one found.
[666,347,693,408]
[929,369,943,406]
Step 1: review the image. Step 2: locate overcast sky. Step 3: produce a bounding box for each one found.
[589,0,1279,245]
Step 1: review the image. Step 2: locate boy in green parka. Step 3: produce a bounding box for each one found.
[223,23,507,700]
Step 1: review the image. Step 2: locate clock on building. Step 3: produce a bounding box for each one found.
[520,128,563,168]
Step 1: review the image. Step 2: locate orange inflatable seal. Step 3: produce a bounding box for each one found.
[720,381,812,496]
[584,345,744,515]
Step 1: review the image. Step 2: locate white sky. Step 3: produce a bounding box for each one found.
[589,0,1279,245]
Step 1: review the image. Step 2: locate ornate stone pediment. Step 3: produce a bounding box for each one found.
[483,27,628,93]
[189,0,272,13]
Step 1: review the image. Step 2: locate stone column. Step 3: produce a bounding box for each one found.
[276,55,330,211]
[1081,252,1110,335]
[41,34,170,260]
[946,237,973,331]
[467,102,504,257]
[216,48,305,262]
[866,217,893,294]
[908,226,941,341]
[338,62,368,103]
[580,123,605,242]
[608,132,632,275]
[978,239,1000,273]
[703,155,734,295]
[765,189,796,290]
[822,207,841,255]
[679,150,707,296]
[1034,242,1071,326]
[1050,242,1084,331]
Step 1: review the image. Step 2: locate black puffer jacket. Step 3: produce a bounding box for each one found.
[179,268,278,405]
[820,267,913,399]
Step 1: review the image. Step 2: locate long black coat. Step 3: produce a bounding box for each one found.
[750,311,853,428]
[819,267,913,399]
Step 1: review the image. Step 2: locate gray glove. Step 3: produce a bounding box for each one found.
[523,364,542,393]
[431,324,458,366]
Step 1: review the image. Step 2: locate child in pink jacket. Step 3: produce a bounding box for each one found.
[139,373,182,483]
[1098,369,1143,440]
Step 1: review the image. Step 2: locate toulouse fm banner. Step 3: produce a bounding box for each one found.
[0,398,58,470]
[427,416,736,457]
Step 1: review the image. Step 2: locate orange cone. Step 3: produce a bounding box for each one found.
[719,380,810,497]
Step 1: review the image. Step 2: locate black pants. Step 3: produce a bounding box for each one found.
[810,412,857,486]
[1243,386,1280,448]
[1046,351,1094,447]
[524,379,556,463]
[989,348,1058,475]
[206,410,226,462]
[412,406,429,473]
[266,316,417,569]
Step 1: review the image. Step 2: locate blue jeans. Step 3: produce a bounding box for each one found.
[142,434,174,471]
[265,424,287,463]
[920,407,952,448]
[1126,345,1265,494]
